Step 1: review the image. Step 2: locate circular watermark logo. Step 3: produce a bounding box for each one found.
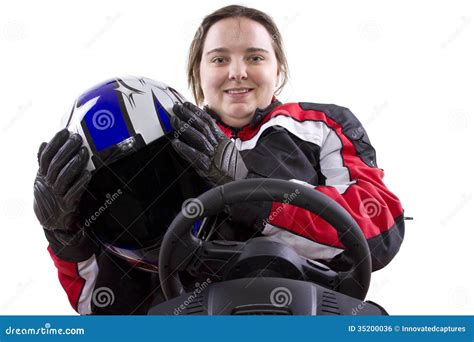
[92,287,115,308]
[359,198,382,218]
[450,287,471,307]
[359,21,381,42]
[447,109,470,130]
[92,109,115,130]
[270,287,293,307]
[181,198,204,219]
[3,21,26,42]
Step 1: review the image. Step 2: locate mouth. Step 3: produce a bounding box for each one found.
[224,88,254,97]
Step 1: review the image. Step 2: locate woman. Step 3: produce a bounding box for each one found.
[170,5,404,268]
[34,5,404,315]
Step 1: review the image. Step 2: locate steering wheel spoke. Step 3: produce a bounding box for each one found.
[303,259,339,289]
[186,240,245,278]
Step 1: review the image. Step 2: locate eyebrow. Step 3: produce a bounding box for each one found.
[205,47,270,55]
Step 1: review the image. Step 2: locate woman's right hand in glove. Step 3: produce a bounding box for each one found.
[33,129,92,246]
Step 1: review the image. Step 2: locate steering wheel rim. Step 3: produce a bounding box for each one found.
[159,178,371,301]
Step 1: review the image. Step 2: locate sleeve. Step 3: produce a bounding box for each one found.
[45,230,161,315]
[44,229,100,315]
[259,104,405,271]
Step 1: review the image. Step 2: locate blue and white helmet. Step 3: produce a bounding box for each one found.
[60,77,206,273]
[62,76,186,171]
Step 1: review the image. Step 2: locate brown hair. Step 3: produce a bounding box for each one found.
[187,5,289,106]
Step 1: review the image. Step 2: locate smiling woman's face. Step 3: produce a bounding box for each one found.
[199,17,280,128]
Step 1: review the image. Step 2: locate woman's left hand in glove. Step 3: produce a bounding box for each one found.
[170,102,248,185]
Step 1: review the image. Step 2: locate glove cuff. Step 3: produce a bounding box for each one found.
[43,228,99,262]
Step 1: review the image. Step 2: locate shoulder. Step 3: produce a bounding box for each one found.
[271,102,378,166]
[275,102,355,119]
[273,102,366,140]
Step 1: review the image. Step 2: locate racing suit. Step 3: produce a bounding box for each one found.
[45,100,404,314]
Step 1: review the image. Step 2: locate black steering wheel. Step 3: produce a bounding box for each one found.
[159,179,372,301]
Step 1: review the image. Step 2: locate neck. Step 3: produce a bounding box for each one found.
[220,115,253,128]
[204,106,253,129]
[204,98,281,130]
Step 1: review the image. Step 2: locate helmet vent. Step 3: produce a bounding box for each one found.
[231,304,293,315]
[321,290,341,315]
[184,293,205,315]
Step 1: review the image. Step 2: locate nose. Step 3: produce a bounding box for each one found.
[228,59,247,81]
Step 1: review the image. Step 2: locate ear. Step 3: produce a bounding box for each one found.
[275,68,281,88]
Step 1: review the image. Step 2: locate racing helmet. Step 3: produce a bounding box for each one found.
[63,76,206,272]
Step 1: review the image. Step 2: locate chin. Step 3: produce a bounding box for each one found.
[227,102,255,113]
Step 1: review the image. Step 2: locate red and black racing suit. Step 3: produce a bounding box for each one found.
[44,100,405,314]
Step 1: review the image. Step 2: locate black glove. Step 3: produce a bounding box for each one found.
[170,102,248,186]
[33,129,92,246]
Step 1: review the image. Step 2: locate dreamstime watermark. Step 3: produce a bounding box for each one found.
[351,277,389,315]
[270,12,301,41]
[92,287,115,308]
[350,126,365,139]
[440,192,472,227]
[84,12,121,48]
[92,109,115,130]
[4,323,85,336]
[173,115,197,139]
[447,109,471,131]
[3,21,26,42]
[3,100,32,133]
[359,20,382,42]
[441,16,471,49]
[449,287,471,308]
[174,278,212,315]
[261,189,301,227]
[365,101,390,126]
[181,198,204,219]
[359,198,382,219]
[84,189,123,227]
[270,287,293,307]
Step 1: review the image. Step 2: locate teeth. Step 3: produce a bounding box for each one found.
[226,88,250,94]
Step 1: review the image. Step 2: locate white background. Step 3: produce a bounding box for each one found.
[0,0,473,315]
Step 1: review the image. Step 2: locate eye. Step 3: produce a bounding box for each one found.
[211,56,228,65]
[248,55,264,63]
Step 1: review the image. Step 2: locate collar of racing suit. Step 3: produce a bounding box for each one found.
[204,97,282,139]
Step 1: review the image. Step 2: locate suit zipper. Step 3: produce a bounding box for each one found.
[231,127,241,139]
